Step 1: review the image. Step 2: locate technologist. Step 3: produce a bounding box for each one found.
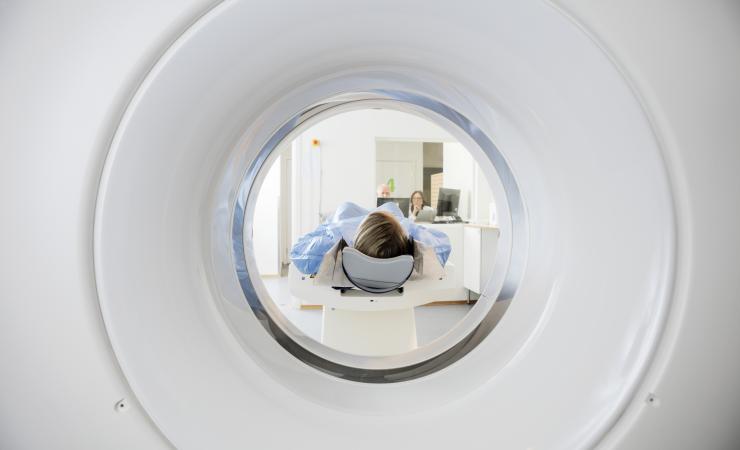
[409,190,433,222]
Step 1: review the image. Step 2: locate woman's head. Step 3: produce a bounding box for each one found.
[410,190,425,209]
[354,211,409,259]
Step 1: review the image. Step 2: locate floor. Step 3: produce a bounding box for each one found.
[261,276,473,346]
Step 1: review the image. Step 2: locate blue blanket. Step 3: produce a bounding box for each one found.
[290,202,451,275]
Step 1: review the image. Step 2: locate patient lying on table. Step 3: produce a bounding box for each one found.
[290,202,451,281]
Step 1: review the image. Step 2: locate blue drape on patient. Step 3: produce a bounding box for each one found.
[290,202,451,275]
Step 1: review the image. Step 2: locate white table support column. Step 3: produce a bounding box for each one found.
[321,307,417,356]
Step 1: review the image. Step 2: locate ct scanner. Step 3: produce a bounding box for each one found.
[1,1,739,449]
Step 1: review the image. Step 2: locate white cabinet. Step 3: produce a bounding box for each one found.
[463,225,499,294]
[420,223,499,299]
[423,223,467,301]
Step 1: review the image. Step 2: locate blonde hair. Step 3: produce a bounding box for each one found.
[354,211,409,259]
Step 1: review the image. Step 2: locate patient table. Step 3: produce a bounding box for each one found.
[288,262,457,356]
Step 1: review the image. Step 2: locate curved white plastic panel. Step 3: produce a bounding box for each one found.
[0,1,214,449]
[94,0,674,448]
[556,0,740,448]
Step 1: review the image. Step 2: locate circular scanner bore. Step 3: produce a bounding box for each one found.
[234,92,522,381]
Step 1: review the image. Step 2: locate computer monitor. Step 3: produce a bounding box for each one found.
[376,197,410,218]
[436,188,460,216]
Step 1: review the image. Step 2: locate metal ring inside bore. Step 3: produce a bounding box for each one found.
[231,90,526,383]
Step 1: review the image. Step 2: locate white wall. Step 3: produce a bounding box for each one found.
[473,165,496,224]
[376,140,424,199]
[291,138,321,241]
[295,109,455,217]
[442,142,474,219]
[443,142,496,222]
[253,156,281,275]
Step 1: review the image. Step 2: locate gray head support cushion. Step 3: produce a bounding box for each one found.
[341,247,415,294]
